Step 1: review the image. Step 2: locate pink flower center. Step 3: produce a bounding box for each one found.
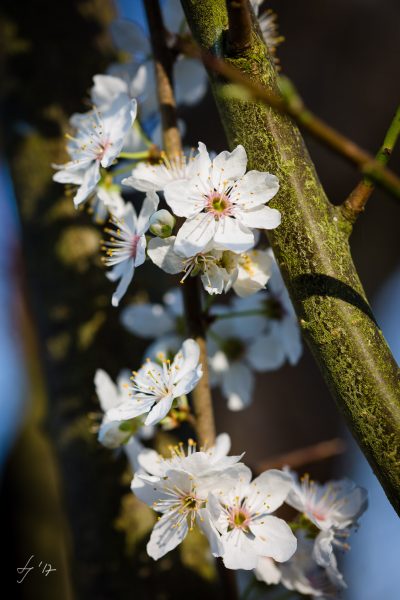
[95,139,111,161]
[228,506,251,531]
[205,192,233,219]
[130,234,140,258]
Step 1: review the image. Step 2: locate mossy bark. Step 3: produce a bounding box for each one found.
[182,0,400,513]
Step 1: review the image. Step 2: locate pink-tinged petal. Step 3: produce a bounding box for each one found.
[213,216,255,252]
[174,213,216,257]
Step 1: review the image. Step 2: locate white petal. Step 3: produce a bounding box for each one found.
[172,338,200,382]
[94,369,119,412]
[221,529,259,570]
[255,557,282,585]
[250,516,297,563]
[91,74,128,107]
[231,171,279,208]
[221,362,254,411]
[98,421,130,448]
[147,236,184,274]
[164,180,205,218]
[121,303,175,338]
[280,317,303,365]
[213,216,255,253]
[211,145,247,190]
[107,396,154,422]
[237,205,281,230]
[136,191,159,234]
[144,395,174,426]
[74,161,101,206]
[111,260,135,307]
[174,213,216,257]
[131,473,164,505]
[147,511,188,560]
[249,469,293,513]
[173,366,203,397]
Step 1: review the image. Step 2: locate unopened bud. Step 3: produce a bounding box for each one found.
[149,209,176,238]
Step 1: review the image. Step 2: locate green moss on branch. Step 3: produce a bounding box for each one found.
[182,0,400,514]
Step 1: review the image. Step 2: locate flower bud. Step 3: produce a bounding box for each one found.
[149,209,176,238]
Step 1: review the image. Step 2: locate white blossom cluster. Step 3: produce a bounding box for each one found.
[52,3,369,597]
[93,421,367,595]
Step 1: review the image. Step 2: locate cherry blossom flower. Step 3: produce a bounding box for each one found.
[131,436,248,560]
[94,369,153,449]
[53,95,137,206]
[233,248,273,297]
[122,148,200,192]
[164,143,281,256]
[285,471,368,574]
[147,236,240,295]
[208,468,296,570]
[286,472,368,532]
[103,192,159,306]
[106,339,202,426]
[256,530,345,597]
[208,305,287,410]
[131,433,243,479]
[120,288,185,360]
[132,463,247,560]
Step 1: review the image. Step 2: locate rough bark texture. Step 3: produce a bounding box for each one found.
[181,0,400,513]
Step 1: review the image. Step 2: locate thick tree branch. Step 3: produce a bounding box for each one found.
[342,104,400,224]
[181,0,400,514]
[174,35,400,201]
[144,0,216,448]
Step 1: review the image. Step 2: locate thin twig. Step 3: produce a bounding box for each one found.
[144,0,182,157]
[255,438,346,473]
[143,0,216,448]
[174,35,400,200]
[226,0,253,55]
[342,104,400,223]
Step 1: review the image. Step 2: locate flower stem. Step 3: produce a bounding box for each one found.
[341,104,400,224]
[143,0,216,448]
[118,151,151,160]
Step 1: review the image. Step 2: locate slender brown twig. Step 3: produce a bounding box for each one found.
[173,35,400,201]
[255,438,346,473]
[341,104,400,223]
[143,0,216,448]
